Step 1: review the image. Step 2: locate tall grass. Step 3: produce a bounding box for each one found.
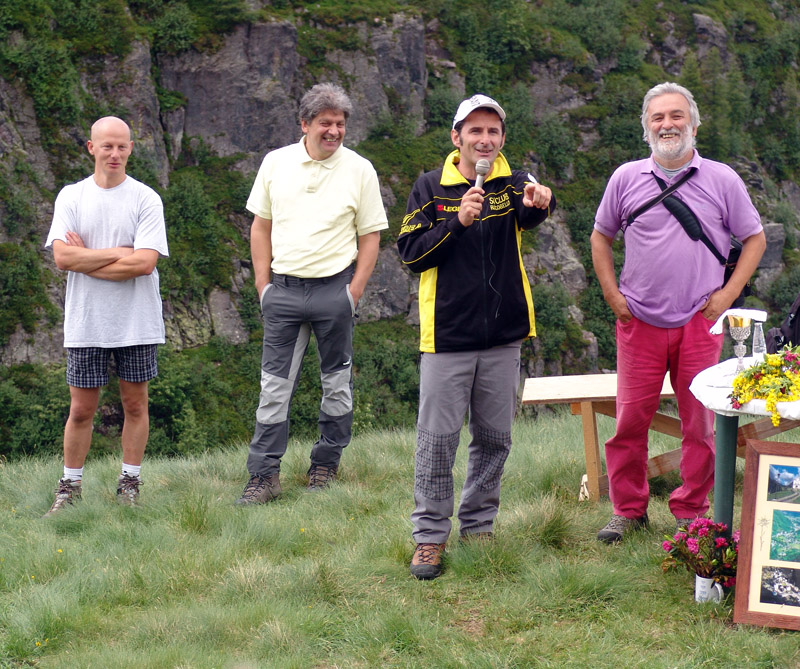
[1,413,798,668]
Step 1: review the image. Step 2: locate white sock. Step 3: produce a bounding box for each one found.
[122,463,141,479]
[64,467,83,482]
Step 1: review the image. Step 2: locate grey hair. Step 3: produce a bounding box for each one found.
[641,82,701,141]
[299,83,353,124]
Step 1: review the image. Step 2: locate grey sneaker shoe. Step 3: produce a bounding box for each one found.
[410,542,446,580]
[674,517,702,533]
[235,474,282,505]
[44,478,82,517]
[307,464,337,491]
[116,474,142,506]
[597,513,649,543]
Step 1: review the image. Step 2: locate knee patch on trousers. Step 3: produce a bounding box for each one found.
[472,424,511,492]
[415,427,460,501]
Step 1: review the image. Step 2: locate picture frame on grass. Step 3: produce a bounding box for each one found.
[734,439,800,630]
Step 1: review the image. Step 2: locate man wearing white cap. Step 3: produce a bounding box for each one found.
[397,94,556,579]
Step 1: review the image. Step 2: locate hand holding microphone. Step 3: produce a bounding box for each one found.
[458,159,491,228]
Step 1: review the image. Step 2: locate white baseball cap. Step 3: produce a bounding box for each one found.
[452,94,506,129]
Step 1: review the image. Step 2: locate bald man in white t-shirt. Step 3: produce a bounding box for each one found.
[44,116,169,515]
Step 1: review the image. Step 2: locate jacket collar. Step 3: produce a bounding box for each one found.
[440,150,512,186]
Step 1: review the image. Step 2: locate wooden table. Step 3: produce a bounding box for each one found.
[522,373,680,500]
[690,358,800,533]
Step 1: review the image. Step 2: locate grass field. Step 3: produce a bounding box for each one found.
[1,412,798,668]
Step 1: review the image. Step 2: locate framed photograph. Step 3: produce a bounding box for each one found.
[734,439,800,630]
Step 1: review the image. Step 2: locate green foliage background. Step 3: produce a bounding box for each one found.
[3,0,800,458]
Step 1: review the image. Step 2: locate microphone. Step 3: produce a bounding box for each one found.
[474,159,490,189]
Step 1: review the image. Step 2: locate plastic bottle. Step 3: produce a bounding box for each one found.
[752,321,767,363]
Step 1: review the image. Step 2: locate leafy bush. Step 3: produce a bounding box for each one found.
[531,283,587,364]
[0,364,70,459]
[0,244,59,347]
[152,2,198,55]
[51,0,135,57]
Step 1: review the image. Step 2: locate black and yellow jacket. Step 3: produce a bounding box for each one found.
[397,150,556,353]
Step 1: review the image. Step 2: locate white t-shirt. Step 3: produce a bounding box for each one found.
[45,175,169,348]
[246,139,388,278]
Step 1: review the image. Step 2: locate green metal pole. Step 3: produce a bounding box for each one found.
[714,413,739,536]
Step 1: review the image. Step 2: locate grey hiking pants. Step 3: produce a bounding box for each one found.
[247,265,356,477]
[411,342,521,544]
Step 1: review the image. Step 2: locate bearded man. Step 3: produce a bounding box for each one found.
[591,82,765,543]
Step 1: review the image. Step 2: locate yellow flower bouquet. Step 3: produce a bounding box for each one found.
[729,346,800,426]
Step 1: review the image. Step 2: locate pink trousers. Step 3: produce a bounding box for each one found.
[606,312,723,519]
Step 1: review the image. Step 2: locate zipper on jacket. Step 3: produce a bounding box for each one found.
[479,214,490,349]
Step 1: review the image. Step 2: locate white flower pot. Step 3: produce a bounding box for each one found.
[695,574,723,603]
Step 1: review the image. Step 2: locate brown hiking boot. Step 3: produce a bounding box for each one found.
[307,464,337,491]
[236,474,282,505]
[44,478,82,517]
[596,513,649,544]
[116,474,142,506]
[410,542,446,580]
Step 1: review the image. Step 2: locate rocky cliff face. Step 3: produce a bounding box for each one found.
[0,11,791,368]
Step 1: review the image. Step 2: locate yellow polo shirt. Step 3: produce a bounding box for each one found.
[246,138,388,278]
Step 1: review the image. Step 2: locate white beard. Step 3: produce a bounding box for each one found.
[648,126,694,163]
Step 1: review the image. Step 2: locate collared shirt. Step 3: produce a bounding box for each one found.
[247,137,388,278]
[594,150,763,328]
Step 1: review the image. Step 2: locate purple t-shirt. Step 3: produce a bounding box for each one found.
[594,151,762,328]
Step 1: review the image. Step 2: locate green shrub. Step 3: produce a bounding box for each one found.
[51,0,135,57]
[152,2,198,55]
[0,364,70,459]
[531,283,587,364]
[0,244,59,347]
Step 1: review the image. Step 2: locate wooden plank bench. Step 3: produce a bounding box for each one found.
[522,372,800,503]
[522,373,680,500]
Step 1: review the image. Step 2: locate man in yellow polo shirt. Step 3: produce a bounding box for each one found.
[236,82,388,504]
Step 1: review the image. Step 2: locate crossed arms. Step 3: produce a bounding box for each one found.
[52,231,158,281]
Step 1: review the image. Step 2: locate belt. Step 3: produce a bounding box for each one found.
[272,265,353,286]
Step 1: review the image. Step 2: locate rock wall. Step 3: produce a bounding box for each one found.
[1,10,795,370]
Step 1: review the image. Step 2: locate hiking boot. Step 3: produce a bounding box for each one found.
[410,542,446,580]
[460,531,494,544]
[596,513,649,544]
[235,474,282,505]
[307,464,337,491]
[43,478,82,517]
[116,474,142,506]
[674,516,703,533]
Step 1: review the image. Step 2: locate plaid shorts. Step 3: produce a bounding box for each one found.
[66,345,159,388]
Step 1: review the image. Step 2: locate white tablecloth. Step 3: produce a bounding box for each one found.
[690,357,800,419]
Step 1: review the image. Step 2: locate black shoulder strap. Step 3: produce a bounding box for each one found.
[624,167,696,229]
[652,173,727,265]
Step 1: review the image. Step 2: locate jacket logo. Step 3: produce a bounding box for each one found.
[437,204,460,212]
[488,192,510,211]
[400,222,422,234]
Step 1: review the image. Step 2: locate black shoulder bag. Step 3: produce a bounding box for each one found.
[624,168,750,308]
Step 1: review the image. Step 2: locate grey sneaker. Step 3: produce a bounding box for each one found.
[236,474,282,505]
[116,474,142,506]
[597,513,649,543]
[44,478,82,517]
[410,542,446,580]
[675,517,702,533]
[307,464,337,491]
